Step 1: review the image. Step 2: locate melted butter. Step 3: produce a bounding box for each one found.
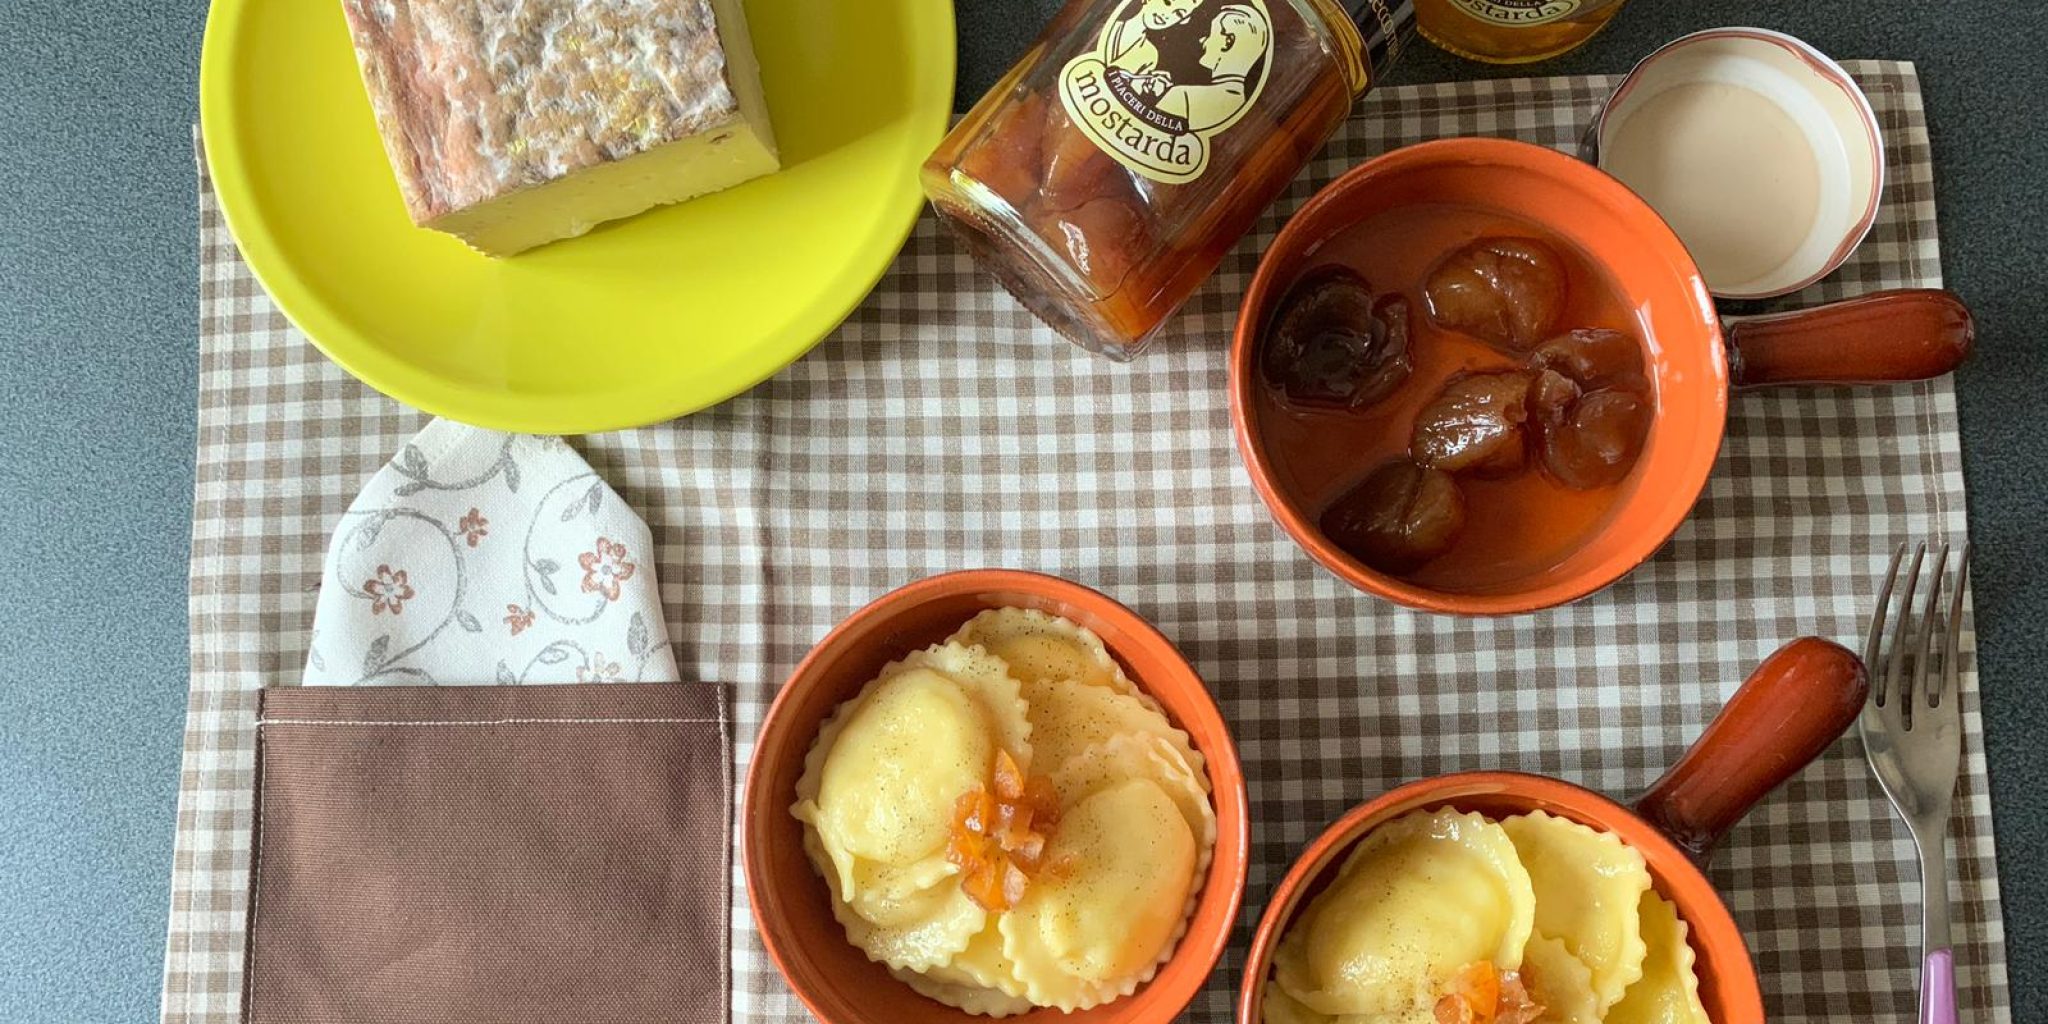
[1603,81,1822,290]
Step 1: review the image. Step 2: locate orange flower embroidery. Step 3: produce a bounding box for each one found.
[505,604,535,635]
[364,564,415,616]
[577,537,637,602]
[577,651,622,683]
[456,508,489,547]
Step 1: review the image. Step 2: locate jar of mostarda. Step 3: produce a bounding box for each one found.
[923,0,1415,359]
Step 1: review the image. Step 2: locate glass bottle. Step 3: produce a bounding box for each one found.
[1415,0,1626,64]
[921,0,1417,360]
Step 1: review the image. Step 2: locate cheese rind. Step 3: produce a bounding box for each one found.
[341,0,779,256]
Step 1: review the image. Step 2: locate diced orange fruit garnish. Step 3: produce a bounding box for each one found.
[1022,775,1061,824]
[959,856,1026,912]
[992,747,1026,798]
[1433,962,1543,1024]
[1494,973,1544,1024]
[947,750,1060,912]
[1453,960,1502,1014]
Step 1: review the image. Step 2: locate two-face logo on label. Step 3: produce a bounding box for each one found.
[1057,0,1274,184]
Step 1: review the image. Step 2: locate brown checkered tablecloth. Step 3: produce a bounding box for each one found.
[165,64,2009,1023]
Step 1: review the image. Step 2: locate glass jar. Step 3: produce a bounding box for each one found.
[1416,0,1627,64]
[922,0,1416,360]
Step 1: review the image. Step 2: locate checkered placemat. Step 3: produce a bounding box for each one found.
[164,64,2009,1023]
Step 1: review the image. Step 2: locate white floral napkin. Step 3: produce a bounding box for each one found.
[302,419,680,686]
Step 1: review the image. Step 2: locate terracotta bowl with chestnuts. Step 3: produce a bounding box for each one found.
[1230,137,1971,615]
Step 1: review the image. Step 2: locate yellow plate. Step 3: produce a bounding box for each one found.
[200,0,955,433]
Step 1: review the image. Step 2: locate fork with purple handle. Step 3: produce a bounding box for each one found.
[1859,541,1970,1024]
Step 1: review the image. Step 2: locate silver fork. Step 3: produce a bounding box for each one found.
[1859,540,1969,1024]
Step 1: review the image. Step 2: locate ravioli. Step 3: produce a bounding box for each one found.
[1262,981,1440,1024]
[892,968,1036,1018]
[1001,777,1198,1011]
[1502,810,1653,1012]
[793,644,1031,886]
[1027,675,1206,782]
[1260,984,1333,1024]
[1520,934,1602,1024]
[790,642,1033,971]
[1052,732,1215,867]
[839,856,960,927]
[1261,982,1435,1024]
[886,641,1036,767]
[1604,894,1711,1024]
[793,610,1213,1016]
[796,668,985,889]
[894,921,1035,1016]
[804,827,984,971]
[927,919,1028,996]
[951,607,1136,695]
[1274,808,1535,1018]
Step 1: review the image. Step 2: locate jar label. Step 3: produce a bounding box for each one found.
[1056,0,1274,184]
[1447,0,1584,25]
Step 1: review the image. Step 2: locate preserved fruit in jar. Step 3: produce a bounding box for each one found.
[923,0,1417,360]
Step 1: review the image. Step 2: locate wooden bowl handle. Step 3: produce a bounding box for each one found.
[1634,637,1868,862]
[1725,289,1973,388]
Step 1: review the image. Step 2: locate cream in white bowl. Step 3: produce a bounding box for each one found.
[1595,28,1882,299]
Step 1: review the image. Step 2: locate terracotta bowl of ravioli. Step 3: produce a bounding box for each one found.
[1240,636,1870,1024]
[744,569,1248,1023]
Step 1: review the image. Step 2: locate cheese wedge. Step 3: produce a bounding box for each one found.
[340,0,779,256]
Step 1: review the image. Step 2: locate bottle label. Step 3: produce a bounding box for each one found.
[1448,0,1584,25]
[1057,0,1274,184]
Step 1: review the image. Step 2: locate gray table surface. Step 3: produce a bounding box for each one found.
[2,1,2041,1020]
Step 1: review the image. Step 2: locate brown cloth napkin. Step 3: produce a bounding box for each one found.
[244,684,729,1024]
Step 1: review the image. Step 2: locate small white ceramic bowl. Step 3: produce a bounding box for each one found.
[1592,28,1883,300]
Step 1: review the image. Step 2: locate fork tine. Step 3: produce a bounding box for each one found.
[1904,543,1949,724]
[1935,543,1971,708]
[1864,543,1906,706]
[1883,542,1926,708]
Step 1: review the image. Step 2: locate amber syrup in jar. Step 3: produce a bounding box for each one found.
[923,0,1416,360]
[1415,0,1626,64]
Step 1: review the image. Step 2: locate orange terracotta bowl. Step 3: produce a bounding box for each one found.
[1229,137,1970,615]
[1231,137,1726,616]
[742,569,1250,1024]
[1236,636,1870,1024]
